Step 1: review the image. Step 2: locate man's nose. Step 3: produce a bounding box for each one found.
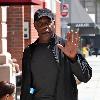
[41,25,50,30]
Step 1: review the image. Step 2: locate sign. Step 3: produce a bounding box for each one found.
[75,23,90,27]
[68,23,95,27]
[61,3,69,17]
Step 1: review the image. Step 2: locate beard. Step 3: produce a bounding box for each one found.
[38,31,55,43]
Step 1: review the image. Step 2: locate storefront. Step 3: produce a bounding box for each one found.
[61,0,95,39]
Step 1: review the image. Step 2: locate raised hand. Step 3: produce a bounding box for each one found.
[57,31,79,60]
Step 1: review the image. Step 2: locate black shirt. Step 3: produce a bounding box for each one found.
[31,43,59,100]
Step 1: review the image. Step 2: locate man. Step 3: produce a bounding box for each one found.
[20,8,92,100]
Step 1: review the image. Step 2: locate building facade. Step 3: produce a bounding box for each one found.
[0,0,43,84]
[0,0,61,70]
[80,0,100,28]
[60,0,100,50]
[79,0,100,49]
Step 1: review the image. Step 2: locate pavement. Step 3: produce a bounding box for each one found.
[78,55,100,100]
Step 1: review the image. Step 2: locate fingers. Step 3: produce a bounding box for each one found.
[67,31,72,42]
[66,31,80,47]
[73,32,79,47]
[57,44,64,52]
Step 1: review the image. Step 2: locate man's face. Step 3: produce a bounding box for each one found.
[34,16,55,43]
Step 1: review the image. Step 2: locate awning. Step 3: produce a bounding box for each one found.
[0,0,41,5]
[68,0,95,27]
[79,27,99,35]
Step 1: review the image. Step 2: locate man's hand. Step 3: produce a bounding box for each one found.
[57,31,79,60]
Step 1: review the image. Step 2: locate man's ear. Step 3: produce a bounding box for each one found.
[53,20,55,25]
[5,94,9,100]
[53,20,56,28]
[34,21,38,29]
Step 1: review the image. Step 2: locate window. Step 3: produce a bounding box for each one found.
[24,22,29,39]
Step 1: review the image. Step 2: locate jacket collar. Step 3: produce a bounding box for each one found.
[33,34,57,48]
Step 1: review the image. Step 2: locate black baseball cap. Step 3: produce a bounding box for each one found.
[34,8,54,22]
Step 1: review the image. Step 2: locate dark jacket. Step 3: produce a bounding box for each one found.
[20,36,92,100]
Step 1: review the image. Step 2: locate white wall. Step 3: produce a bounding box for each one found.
[45,0,56,14]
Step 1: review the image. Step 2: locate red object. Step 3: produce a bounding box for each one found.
[61,12,68,17]
[0,0,41,5]
[61,3,69,17]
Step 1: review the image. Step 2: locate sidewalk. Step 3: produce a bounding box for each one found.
[78,55,100,100]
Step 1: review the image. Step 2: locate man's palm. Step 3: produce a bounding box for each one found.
[57,31,79,59]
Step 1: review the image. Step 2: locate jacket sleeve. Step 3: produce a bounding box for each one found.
[69,54,92,83]
[20,47,33,100]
